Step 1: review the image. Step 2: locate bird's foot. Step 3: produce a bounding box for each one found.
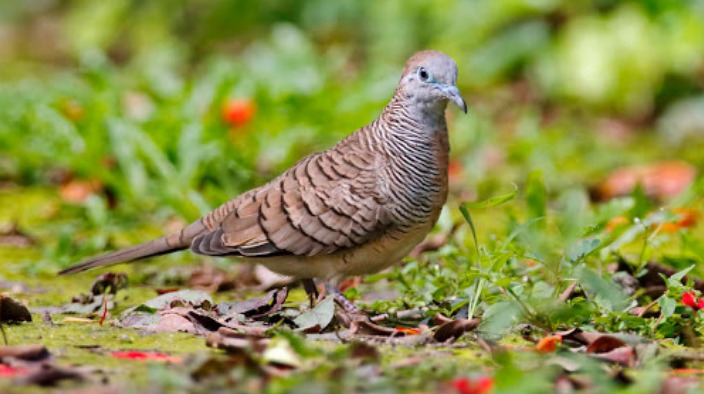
[301,278,319,307]
[302,280,367,328]
[323,282,360,313]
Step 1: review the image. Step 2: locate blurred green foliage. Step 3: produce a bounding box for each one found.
[2,0,704,217]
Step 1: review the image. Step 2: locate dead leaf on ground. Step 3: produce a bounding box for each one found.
[594,161,696,201]
[349,319,400,337]
[59,179,103,204]
[592,346,637,367]
[189,352,261,383]
[0,295,32,323]
[19,364,85,387]
[216,288,288,319]
[0,345,50,362]
[0,222,34,247]
[120,290,280,335]
[586,336,628,354]
[433,313,454,325]
[0,345,85,387]
[293,296,335,333]
[348,342,380,364]
[433,318,481,343]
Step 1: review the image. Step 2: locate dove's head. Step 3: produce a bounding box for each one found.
[397,50,467,114]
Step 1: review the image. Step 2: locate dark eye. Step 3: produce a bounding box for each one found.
[418,67,430,82]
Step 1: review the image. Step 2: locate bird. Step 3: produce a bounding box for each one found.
[59,50,467,310]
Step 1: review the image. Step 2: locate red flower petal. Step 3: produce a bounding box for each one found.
[394,327,420,335]
[222,98,256,128]
[682,292,699,309]
[111,351,182,363]
[0,364,29,377]
[476,377,494,393]
[535,335,562,353]
[451,377,494,394]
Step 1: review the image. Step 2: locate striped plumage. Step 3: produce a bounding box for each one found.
[59,50,466,288]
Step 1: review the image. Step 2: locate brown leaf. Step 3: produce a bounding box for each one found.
[335,310,370,329]
[433,318,480,343]
[215,288,288,319]
[586,335,628,354]
[557,328,624,347]
[0,345,50,362]
[594,161,696,201]
[349,320,399,337]
[154,313,198,334]
[0,295,32,323]
[205,327,269,355]
[592,346,637,367]
[348,342,380,364]
[0,222,34,247]
[19,364,84,387]
[60,179,103,204]
[433,313,454,325]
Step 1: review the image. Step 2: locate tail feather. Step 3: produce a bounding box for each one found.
[58,220,206,275]
[57,237,184,275]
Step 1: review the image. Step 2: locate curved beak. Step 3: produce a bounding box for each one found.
[440,85,467,113]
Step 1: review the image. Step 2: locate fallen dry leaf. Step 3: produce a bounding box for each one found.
[349,319,401,337]
[205,327,270,355]
[594,161,696,201]
[348,342,380,364]
[63,317,95,323]
[0,345,50,362]
[433,318,481,343]
[59,179,103,204]
[0,222,34,247]
[19,364,85,387]
[0,295,32,323]
[586,335,628,354]
[216,288,288,319]
[592,346,637,367]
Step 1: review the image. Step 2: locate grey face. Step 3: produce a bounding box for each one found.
[400,51,467,113]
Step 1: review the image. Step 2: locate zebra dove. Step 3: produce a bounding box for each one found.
[59,50,466,307]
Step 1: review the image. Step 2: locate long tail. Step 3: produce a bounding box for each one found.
[58,220,205,275]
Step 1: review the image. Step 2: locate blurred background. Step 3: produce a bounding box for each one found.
[1,0,704,273]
